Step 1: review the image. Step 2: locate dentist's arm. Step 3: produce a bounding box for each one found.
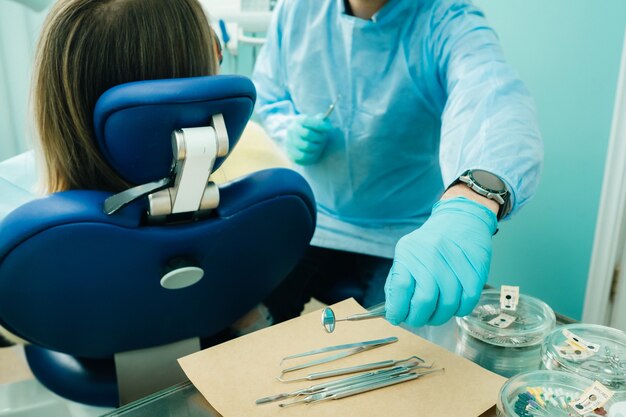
[252,2,332,165]
[252,1,296,147]
[385,0,542,328]
[443,184,499,214]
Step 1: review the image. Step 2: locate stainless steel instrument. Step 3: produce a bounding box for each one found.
[276,355,425,383]
[280,337,398,375]
[321,96,340,119]
[277,368,444,407]
[321,302,386,333]
[256,363,440,405]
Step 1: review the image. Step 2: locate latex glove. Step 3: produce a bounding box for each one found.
[285,114,332,165]
[384,197,498,327]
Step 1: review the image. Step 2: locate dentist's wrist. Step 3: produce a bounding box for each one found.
[441,184,499,217]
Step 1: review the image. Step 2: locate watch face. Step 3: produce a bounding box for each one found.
[470,169,506,193]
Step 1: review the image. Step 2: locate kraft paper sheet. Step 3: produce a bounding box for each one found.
[179,298,505,417]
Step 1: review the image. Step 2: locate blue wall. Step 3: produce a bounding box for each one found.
[474,0,626,319]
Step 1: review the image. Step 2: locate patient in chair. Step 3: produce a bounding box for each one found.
[0,0,290,345]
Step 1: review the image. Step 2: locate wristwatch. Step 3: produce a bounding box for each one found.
[453,169,511,220]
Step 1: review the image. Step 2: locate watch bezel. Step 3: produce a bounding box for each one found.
[466,169,507,194]
[457,169,511,220]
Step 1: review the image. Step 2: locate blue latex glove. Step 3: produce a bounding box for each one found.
[285,114,332,165]
[384,197,498,327]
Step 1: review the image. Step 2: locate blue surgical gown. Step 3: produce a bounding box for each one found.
[252,0,543,258]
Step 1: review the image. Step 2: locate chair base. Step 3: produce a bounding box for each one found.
[24,345,118,407]
[25,338,200,408]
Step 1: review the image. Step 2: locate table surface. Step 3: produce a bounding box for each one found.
[101,314,574,417]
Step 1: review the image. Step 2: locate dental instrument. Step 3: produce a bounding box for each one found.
[278,372,418,408]
[280,336,397,374]
[321,96,340,120]
[276,355,425,383]
[278,368,444,407]
[257,361,428,405]
[281,336,397,362]
[321,302,386,333]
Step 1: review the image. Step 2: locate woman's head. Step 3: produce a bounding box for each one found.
[34,0,220,193]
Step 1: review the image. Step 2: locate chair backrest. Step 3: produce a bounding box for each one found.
[0,75,315,405]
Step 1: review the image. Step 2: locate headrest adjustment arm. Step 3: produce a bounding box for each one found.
[148,114,228,217]
[103,114,228,218]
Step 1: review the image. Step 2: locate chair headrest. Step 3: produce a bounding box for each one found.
[93,75,256,185]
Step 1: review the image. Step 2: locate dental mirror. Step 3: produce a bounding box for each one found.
[321,307,337,333]
[321,302,386,333]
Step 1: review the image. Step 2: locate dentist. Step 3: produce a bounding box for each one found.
[253,0,543,327]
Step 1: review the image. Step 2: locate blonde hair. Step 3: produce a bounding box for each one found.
[33,0,220,193]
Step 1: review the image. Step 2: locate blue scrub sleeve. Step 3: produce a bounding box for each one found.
[431,0,544,216]
[252,0,297,146]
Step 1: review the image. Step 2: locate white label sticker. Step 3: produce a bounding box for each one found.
[562,329,600,353]
[487,313,516,329]
[569,381,614,415]
[500,285,520,311]
[554,343,596,361]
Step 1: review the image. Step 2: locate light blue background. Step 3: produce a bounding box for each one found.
[0,0,45,160]
[1,1,625,320]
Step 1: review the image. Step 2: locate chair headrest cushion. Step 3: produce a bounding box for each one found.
[93,75,256,185]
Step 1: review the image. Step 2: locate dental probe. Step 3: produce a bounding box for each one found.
[321,96,341,119]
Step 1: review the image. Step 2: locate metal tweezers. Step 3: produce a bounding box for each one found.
[280,337,398,374]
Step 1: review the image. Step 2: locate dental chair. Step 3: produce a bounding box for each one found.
[0,75,316,407]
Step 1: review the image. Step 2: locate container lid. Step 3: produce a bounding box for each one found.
[456,289,556,347]
[542,323,626,390]
[498,370,622,417]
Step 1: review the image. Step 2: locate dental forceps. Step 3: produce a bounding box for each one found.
[278,368,444,408]
[276,355,425,382]
[280,336,398,374]
[257,361,427,405]
[321,302,386,333]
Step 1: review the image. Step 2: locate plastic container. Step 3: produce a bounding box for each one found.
[497,370,624,417]
[456,289,556,377]
[542,324,626,391]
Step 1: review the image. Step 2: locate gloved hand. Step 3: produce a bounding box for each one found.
[384,197,498,327]
[285,114,332,165]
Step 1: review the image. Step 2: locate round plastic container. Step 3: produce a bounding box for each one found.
[497,370,624,417]
[542,324,626,391]
[456,289,556,377]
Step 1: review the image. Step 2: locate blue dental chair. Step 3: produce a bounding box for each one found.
[0,75,316,407]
